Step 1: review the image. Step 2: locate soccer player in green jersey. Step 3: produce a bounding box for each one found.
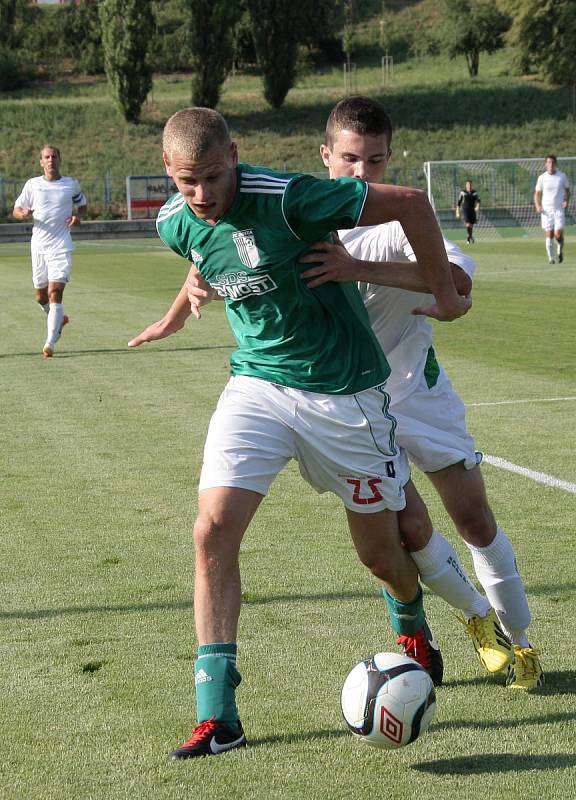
[129,107,469,759]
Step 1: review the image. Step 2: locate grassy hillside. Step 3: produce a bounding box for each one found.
[1,46,574,217]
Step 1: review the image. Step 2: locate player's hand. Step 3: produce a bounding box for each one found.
[411,294,472,321]
[67,215,81,227]
[455,210,460,219]
[127,318,184,348]
[186,269,215,319]
[299,237,360,287]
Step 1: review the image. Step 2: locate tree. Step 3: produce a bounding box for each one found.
[246,0,302,108]
[186,0,239,108]
[441,0,510,77]
[505,0,576,88]
[99,0,155,124]
[61,1,103,75]
[0,0,17,47]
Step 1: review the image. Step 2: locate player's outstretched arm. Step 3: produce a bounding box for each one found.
[128,278,192,348]
[300,240,472,299]
[128,265,216,348]
[359,184,468,321]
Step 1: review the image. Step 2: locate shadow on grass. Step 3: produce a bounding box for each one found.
[411,752,576,775]
[0,344,232,359]
[441,672,576,696]
[432,709,576,732]
[0,590,375,620]
[250,727,348,747]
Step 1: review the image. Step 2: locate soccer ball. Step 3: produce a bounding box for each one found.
[341,652,436,749]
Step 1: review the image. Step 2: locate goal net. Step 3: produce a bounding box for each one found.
[423,157,576,238]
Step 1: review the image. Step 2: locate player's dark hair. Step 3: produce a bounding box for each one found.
[325,96,393,148]
[545,154,557,163]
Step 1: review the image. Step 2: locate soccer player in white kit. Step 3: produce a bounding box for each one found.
[534,154,570,264]
[13,145,87,358]
[300,96,543,690]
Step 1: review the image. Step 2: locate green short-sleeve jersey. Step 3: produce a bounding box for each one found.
[156,163,390,394]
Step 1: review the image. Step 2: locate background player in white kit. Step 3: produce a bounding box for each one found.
[300,96,543,690]
[13,145,87,358]
[534,154,570,264]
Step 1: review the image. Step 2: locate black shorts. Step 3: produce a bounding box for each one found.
[461,210,477,225]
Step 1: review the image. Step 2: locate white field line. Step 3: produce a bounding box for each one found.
[483,455,576,494]
[469,396,576,407]
[470,396,576,492]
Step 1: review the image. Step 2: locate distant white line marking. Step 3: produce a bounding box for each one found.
[469,396,576,407]
[483,455,576,494]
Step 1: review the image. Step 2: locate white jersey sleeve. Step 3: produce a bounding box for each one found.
[339,221,475,403]
[535,174,544,193]
[14,180,34,210]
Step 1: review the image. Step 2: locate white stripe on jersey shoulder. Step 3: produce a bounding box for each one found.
[239,171,290,195]
[157,193,186,221]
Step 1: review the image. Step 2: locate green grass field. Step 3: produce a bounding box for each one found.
[1,234,576,799]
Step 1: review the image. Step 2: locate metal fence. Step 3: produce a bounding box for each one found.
[0,174,116,219]
[1,167,426,221]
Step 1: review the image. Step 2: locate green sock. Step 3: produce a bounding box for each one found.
[382,587,426,635]
[195,643,241,724]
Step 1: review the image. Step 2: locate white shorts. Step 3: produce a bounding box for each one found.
[541,208,565,232]
[390,368,479,473]
[32,249,72,288]
[199,375,409,513]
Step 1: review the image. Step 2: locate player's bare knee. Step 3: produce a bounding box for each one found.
[456,506,496,546]
[398,508,433,551]
[193,511,242,564]
[360,551,401,585]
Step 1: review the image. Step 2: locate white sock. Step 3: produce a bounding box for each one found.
[39,302,49,314]
[546,239,554,258]
[557,241,563,257]
[46,303,64,347]
[411,529,491,619]
[466,527,531,646]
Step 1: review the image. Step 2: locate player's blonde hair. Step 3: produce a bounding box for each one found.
[40,144,61,158]
[163,107,231,160]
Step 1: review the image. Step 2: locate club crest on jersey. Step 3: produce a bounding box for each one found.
[232,229,260,269]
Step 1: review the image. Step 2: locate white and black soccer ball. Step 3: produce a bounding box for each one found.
[341,652,436,749]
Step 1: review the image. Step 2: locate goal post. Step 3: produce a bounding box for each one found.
[423,156,576,237]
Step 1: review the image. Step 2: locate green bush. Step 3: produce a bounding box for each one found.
[0,45,32,90]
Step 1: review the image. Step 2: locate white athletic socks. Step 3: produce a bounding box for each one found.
[46,303,64,348]
[466,527,531,647]
[546,239,554,259]
[411,530,491,619]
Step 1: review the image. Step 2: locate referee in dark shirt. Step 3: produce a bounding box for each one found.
[456,180,480,243]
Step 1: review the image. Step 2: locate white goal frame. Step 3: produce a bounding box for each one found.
[423,156,576,237]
